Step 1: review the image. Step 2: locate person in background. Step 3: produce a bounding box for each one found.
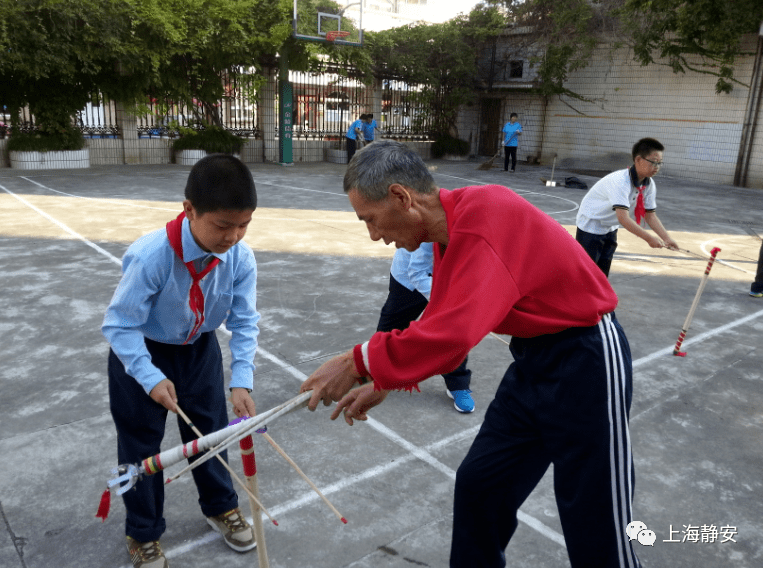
[501,113,522,172]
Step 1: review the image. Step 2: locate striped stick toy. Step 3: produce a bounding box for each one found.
[673,247,721,357]
[98,392,310,520]
[239,428,270,567]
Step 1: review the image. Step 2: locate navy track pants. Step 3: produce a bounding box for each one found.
[451,314,640,568]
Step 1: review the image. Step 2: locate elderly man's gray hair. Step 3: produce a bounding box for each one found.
[343,140,437,201]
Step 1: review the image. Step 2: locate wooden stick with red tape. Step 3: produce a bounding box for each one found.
[175,406,278,526]
[673,247,721,357]
[239,429,270,568]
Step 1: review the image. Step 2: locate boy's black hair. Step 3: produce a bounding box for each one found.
[359,113,368,120]
[510,112,518,119]
[632,138,664,160]
[185,154,257,214]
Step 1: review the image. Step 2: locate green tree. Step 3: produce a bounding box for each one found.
[620,0,763,94]
[0,0,292,146]
[367,6,505,138]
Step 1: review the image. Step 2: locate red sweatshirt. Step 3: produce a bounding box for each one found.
[354,185,618,391]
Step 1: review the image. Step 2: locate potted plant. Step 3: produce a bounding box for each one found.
[431,134,470,161]
[7,89,91,170]
[172,125,244,165]
[324,136,347,164]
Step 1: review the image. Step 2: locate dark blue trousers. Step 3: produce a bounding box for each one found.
[377,275,471,391]
[451,314,640,568]
[108,331,238,542]
[576,227,618,277]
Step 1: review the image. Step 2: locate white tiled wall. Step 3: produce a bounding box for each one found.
[537,37,760,186]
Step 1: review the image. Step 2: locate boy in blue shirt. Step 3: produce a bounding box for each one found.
[377,243,475,413]
[502,112,523,172]
[103,154,260,568]
[362,113,378,144]
[346,114,367,162]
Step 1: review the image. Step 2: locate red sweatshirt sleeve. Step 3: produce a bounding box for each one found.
[363,233,516,391]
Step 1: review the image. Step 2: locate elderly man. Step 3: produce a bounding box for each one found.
[301,140,641,568]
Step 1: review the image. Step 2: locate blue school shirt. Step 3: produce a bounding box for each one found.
[362,119,377,141]
[502,122,522,147]
[102,217,260,395]
[390,242,434,299]
[346,119,363,140]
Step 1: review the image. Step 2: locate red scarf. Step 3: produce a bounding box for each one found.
[166,212,220,344]
[634,185,646,225]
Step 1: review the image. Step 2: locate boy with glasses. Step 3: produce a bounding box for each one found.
[576,137,679,276]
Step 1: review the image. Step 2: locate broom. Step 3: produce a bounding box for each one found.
[478,149,502,170]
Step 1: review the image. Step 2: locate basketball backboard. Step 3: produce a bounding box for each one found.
[293,0,364,46]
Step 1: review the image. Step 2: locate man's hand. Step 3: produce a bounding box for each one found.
[150,378,178,413]
[331,385,389,425]
[230,388,256,418]
[300,350,361,411]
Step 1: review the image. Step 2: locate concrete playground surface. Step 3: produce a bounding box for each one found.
[0,157,761,568]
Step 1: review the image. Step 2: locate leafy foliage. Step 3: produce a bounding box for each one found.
[366,6,505,138]
[620,0,763,93]
[7,129,86,152]
[0,0,292,145]
[484,0,620,99]
[172,126,244,153]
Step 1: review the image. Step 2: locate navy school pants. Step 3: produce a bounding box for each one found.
[377,275,471,391]
[451,314,641,568]
[108,331,238,542]
[576,227,618,277]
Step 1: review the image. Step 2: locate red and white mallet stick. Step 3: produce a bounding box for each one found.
[673,247,721,357]
[175,406,278,526]
[239,429,270,568]
[261,429,348,524]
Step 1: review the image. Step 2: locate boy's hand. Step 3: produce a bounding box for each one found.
[645,234,663,248]
[663,237,679,250]
[150,379,178,413]
[230,388,256,418]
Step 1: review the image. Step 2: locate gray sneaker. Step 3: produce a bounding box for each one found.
[126,537,168,568]
[206,507,256,552]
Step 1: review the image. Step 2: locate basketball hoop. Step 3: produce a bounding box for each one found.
[326,30,351,42]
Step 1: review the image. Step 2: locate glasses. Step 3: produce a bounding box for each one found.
[642,157,663,168]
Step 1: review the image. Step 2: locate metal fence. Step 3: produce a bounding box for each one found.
[136,70,261,139]
[2,63,435,141]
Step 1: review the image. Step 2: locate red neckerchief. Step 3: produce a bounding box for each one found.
[166,212,220,344]
[630,166,647,225]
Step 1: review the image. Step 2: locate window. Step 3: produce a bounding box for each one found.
[509,60,523,79]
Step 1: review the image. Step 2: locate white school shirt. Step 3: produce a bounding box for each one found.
[576,168,657,235]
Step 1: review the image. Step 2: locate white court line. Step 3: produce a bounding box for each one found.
[433,172,580,215]
[699,237,755,275]
[7,190,762,559]
[0,184,123,264]
[19,176,180,212]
